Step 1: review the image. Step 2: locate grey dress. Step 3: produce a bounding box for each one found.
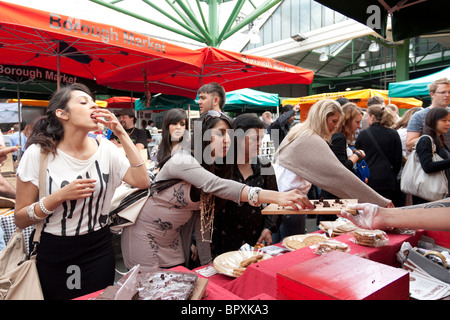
[121,150,245,270]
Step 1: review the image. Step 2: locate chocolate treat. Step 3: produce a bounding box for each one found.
[137,271,198,300]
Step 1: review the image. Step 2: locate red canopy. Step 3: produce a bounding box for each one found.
[0,1,203,89]
[105,96,137,109]
[97,46,315,98]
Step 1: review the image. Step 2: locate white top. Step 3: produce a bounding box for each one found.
[397,127,408,158]
[273,162,312,194]
[17,139,130,236]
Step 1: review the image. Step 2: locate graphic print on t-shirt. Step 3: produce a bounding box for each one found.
[46,160,112,236]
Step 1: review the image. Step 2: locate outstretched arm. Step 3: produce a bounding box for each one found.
[340,198,450,231]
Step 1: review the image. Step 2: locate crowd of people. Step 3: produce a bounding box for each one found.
[0,77,449,299]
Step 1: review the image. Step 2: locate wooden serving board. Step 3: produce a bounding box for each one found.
[261,199,358,215]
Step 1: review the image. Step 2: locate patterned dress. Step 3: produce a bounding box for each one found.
[121,150,245,270]
[121,181,199,269]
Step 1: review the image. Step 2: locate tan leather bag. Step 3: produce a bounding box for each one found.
[0,152,47,300]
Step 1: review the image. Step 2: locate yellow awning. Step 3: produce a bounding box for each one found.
[282,89,423,121]
[8,99,108,108]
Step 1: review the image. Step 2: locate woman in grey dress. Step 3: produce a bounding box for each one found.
[121,111,313,270]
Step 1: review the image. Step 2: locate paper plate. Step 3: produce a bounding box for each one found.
[282,234,328,251]
[213,251,272,278]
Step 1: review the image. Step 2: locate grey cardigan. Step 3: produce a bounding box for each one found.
[276,132,391,207]
[157,150,246,266]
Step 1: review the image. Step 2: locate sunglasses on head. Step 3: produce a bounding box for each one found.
[205,110,233,123]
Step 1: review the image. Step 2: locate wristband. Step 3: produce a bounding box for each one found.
[130,160,146,168]
[27,202,45,221]
[39,197,55,215]
[353,150,362,159]
[248,187,262,207]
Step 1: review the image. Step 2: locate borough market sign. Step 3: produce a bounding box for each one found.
[0,64,79,84]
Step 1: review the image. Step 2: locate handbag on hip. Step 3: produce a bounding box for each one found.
[109,182,151,234]
[400,135,449,201]
[0,152,47,300]
[354,159,370,182]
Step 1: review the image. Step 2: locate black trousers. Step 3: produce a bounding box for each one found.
[33,227,115,300]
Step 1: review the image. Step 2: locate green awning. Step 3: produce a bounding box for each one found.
[135,88,279,111]
[389,66,450,97]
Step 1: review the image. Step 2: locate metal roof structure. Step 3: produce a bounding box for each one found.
[3,0,449,99]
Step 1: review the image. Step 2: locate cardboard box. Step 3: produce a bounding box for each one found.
[277,251,410,300]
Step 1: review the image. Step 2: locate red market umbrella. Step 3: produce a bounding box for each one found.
[0,1,203,90]
[97,46,315,99]
[105,96,137,109]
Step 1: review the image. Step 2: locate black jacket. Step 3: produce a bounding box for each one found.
[355,123,403,192]
[268,109,295,149]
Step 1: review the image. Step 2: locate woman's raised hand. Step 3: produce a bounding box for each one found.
[276,189,314,210]
[56,178,97,201]
[91,109,124,136]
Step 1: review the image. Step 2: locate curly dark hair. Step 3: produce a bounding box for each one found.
[26,83,94,154]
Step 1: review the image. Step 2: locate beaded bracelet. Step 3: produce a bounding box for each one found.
[247,187,262,207]
[39,197,55,215]
[27,202,45,221]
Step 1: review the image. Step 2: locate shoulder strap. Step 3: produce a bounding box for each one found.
[366,128,394,170]
[32,152,48,245]
[416,135,436,153]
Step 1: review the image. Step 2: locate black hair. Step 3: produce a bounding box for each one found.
[280,104,294,114]
[197,82,226,110]
[26,83,94,154]
[232,113,265,164]
[191,112,233,176]
[424,107,449,147]
[157,108,188,166]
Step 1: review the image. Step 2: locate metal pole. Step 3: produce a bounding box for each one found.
[16,83,22,162]
[57,42,61,90]
[208,0,219,46]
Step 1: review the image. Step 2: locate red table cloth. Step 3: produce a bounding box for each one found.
[198,230,424,299]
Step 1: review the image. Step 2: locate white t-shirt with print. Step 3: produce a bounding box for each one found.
[17,139,130,236]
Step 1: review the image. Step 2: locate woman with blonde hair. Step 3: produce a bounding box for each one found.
[272,99,392,241]
[318,103,366,223]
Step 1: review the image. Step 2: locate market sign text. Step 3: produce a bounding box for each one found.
[0,65,78,84]
[49,14,166,53]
